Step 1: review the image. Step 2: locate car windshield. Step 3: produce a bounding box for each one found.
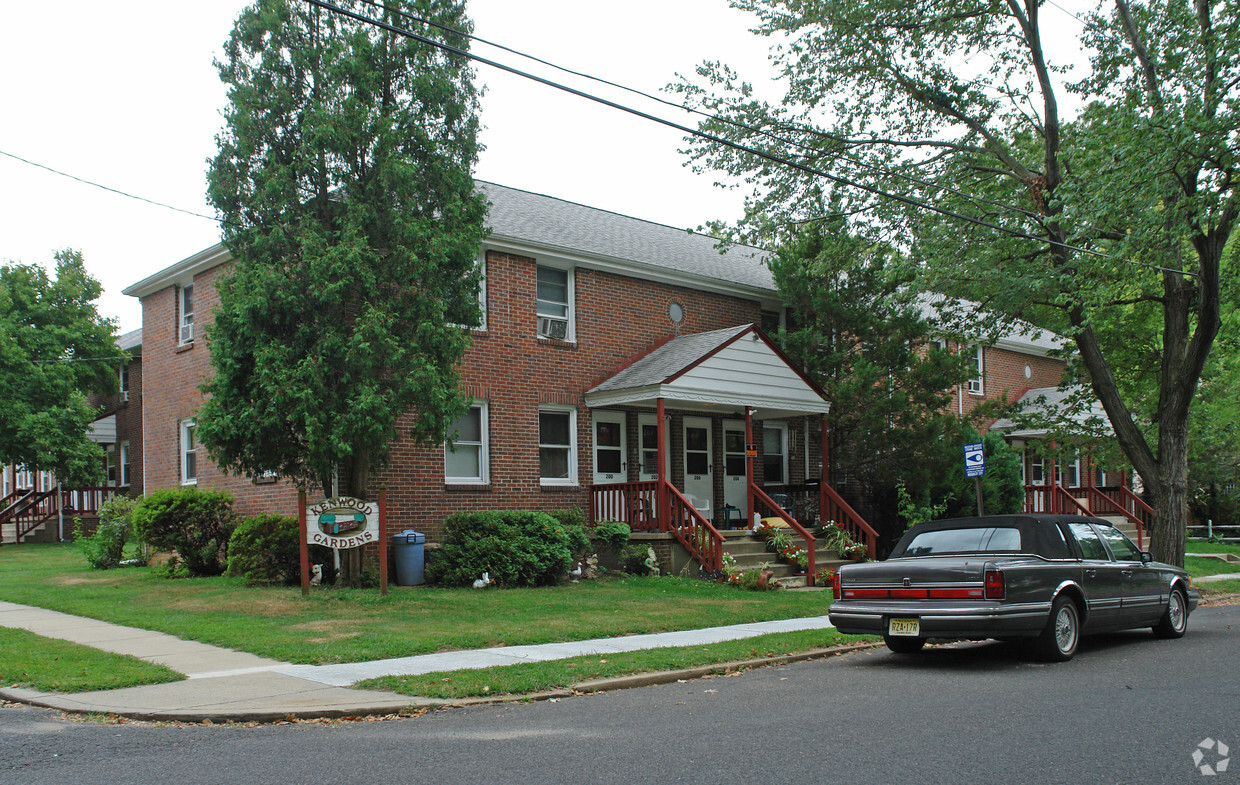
[902,526,1023,556]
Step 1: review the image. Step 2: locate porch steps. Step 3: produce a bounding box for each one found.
[721,532,849,589]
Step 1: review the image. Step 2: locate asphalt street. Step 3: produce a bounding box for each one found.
[3,603,1237,785]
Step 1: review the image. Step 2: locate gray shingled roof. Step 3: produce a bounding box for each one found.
[991,385,1110,436]
[118,328,142,352]
[480,182,773,291]
[589,325,752,393]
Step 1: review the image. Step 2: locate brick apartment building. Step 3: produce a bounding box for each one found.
[5,182,1136,553]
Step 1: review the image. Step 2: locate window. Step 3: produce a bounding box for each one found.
[15,465,32,490]
[902,526,1023,556]
[105,445,117,486]
[179,284,195,344]
[120,442,131,487]
[1068,522,1110,560]
[1056,456,1080,488]
[180,418,197,484]
[445,402,489,484]
[1096,525,1141,561]
[538,407,576,485]
[1025,449,1045,485]
[536,265,572,340]
[120,365,130,402]
[763,423,788,485]
[967,346,984,395]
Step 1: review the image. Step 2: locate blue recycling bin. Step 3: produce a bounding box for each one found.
[393,530,426,586]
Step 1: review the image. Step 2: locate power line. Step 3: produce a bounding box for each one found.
[306,0,1195,277]
[0,149,218,224]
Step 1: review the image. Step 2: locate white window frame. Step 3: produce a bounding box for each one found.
[120,364,130,402]
[967,346,984,395]
[762,422,789,486]
[444,401,490,484]
[180,418,198,485]
[15,465,33,490]
[1025,449,1045,486]
[538,405,577,486]
[179,284,195,345]
[120,441,131,487]
[105,445,118,486]
[1056,456,1081,488]
[535,264,574,341]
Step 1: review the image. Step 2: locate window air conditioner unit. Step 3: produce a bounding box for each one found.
[180,323,194,343]
[538,316,568,339]
[968,378,983,395]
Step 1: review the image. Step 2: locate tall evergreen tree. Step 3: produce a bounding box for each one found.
[200,0,488,509]
[0,251,120,486]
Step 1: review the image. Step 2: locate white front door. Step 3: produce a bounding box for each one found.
[637,413,670,482]
[592,411,627,485]
[723,420,747,516]
[682,417,713,516]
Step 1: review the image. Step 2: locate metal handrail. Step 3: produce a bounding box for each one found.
[1051,484,1092,516]
[751,483,817,585]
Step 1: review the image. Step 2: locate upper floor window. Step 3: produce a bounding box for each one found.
[538,406,577,485]
[445,402,489,484]
[967,346,984,395]
[180,418,197,484]
[536,265,573,340]
[763,423,788,485]
[119,365,130,402]
[179,284,195,345]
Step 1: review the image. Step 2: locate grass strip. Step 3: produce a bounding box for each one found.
[1184,555,1240,577]
[1185,541,1240,555]
[358,629,877,699]
[0,545,835,665]
[0,628,184,693]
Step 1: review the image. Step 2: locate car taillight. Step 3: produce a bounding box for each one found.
[984,567,1005,600]
[832,572,842,600]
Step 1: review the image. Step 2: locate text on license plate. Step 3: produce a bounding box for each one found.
[888,618,920,637]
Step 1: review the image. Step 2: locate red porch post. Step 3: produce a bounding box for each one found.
[656,397,668,532]
[745,407,754,528]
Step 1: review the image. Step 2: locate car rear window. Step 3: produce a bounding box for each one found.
[902,526,1022,556]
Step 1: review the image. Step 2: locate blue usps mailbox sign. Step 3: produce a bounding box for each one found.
[964,442,986,478]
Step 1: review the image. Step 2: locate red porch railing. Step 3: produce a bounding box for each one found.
[588,481,724,573]
[666,484,724,574]
[1085,486,1151,550]
[0,486,118,544]
[751,484,816,585]
[820,484,879,559]
[589,481,659,530]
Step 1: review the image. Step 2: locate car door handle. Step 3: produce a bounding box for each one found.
[1121,569,1133,577]
[1085,569,1097,578]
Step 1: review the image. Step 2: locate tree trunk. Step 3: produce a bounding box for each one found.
[1149,418,1190,566]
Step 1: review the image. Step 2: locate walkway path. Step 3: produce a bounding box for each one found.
[0,600,836,722]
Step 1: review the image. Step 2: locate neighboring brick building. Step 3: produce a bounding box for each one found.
[118,181,1102,559]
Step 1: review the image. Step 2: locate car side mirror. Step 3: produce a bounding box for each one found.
[1141,552,1153,564]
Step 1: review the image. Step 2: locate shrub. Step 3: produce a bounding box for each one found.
[590,520,631,552]
[547,508,590,556]
[620,543,655,575]
[427,510,582,587]
[75,496,141,570]
[130,488,237,576]
[226,514,333,586]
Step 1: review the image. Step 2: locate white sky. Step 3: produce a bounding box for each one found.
[0,1,1092,334]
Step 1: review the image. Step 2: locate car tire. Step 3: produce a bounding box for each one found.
[1152,586,1188,639]
[883,635,926,654]
[1035,595,1079,662]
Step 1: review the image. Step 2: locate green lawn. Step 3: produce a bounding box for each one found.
[361,628,870,699]
[0,628,183,693]
[0,544,838,667]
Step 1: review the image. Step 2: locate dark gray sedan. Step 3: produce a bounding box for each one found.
[828,514,1198,661]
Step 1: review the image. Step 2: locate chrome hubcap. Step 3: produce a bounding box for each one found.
[1055,607,1076,652]
[1169,592,1184,630]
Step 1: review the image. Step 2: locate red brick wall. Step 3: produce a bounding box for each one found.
[85,356,145,496]
[139,265,298,518]
[137,250,763,535]
[940,342,1066,426]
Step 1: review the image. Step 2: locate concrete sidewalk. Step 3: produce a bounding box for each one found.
[0,601,836,722]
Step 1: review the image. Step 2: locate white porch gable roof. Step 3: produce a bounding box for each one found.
[585,324,830,418]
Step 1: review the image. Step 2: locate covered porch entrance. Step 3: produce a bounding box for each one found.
[583,325,876,584]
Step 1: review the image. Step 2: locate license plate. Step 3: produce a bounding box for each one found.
[888,618,920,637]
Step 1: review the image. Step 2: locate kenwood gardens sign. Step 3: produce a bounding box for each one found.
[297,491,389,595]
